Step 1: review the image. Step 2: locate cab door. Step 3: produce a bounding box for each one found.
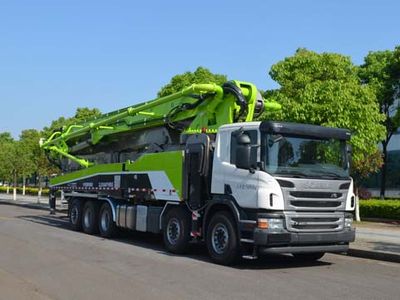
[223,129,259,209]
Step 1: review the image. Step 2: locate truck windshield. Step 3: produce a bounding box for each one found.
[262,134,349,179]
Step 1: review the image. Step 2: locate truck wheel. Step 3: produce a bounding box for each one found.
[293,252,325,261]
[82,201,99,234]
[69,199,83,231]
[98,202,116,238]
[206,212,239,265]
[163,207,191,254]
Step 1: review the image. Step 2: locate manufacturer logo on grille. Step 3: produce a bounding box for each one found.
[300,181,331,190]
[292,221,309,226]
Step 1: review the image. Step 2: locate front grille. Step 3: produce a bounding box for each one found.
[291,200,342,208]
[285,213,344,232]
[275,177,350,211]
[290,191,342,198]
[286,190,346,211]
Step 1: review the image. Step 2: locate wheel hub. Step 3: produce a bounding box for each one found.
[212,223,229,254]
[84,209,92,228]
[167,218,180,245]
[71,207,79,224]
[101,210,110,231]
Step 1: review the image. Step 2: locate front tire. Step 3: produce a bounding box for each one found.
[206,212,239,265]
[69,199,83,231]
[292,252,325,261]
[163,207,191,254]
[98,202,116,238]
[82,201,99,235]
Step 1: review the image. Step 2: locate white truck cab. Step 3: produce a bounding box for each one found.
[209,121,355,261]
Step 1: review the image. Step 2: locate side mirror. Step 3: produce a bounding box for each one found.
[235,133,256,173]
[237,133,251,145]
[236,144,252,170]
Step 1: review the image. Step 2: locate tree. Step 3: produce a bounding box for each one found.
[19,129,57,197]
[74,107,102,122]
[263,48,386,180]
[157,67,227,97]
[359,47,400,198]
[0,134,15,193]
[16,138,36,195]
[0,108,102,199]
[0,137,32,200]
[13,140,36,199]
[20,129,59,202]
[0,132,13,144]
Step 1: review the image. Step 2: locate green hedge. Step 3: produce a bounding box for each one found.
[0,186,50,196]
[360,199,400,220]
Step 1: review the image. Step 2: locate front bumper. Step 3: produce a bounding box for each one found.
[253,228,355,254]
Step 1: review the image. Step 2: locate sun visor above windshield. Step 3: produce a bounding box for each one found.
[260,121,351,140]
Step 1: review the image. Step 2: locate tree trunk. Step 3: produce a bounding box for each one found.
[13,172,17,201]
[354,185,361,222]
[380,142,388,199]
[37,176,42,204]
[22,175,26,196]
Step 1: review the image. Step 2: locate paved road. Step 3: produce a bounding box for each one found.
[0,204,399,300]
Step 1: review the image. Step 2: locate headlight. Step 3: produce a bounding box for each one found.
[344,217,353,228]
[257,218,284,231]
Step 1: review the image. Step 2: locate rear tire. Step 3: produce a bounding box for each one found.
[82,201,99,234]
[206,212,239,265]
[98,202,116,238]
[292,252,325,261]
[163,207,191,254]
[69,199,83,231]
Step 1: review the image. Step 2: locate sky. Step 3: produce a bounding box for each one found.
[0,0,399,138]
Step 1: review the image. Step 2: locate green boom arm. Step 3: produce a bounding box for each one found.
[41,80,281,168]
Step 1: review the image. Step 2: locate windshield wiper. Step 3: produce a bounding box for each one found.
[312,170,348,180]
[275,170,308,178]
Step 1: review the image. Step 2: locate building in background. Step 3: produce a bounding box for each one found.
[363,129,400,198]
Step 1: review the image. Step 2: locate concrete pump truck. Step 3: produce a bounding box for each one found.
[41,80,355,265]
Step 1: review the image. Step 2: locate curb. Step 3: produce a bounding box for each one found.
[0,199,67,213]
[344,248,400,264]
[361,218,400,225]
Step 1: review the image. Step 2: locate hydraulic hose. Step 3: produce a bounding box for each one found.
[222,81,248,121]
